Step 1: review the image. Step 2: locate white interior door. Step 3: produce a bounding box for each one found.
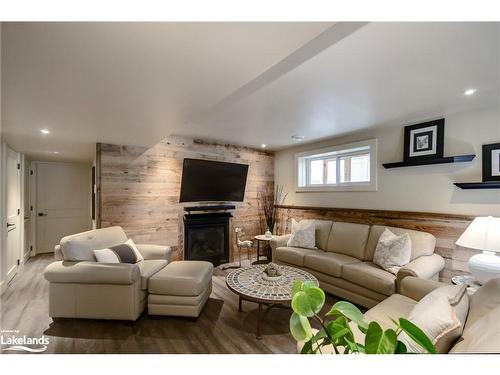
[5,146,21,283]
[35,162,91,254]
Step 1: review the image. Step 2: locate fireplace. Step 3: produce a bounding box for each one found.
[183,212,231,266]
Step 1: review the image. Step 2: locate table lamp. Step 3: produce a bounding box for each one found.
[456,216,500,284]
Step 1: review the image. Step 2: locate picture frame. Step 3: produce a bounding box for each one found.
[403,118,445,162]
[482,143,500,182]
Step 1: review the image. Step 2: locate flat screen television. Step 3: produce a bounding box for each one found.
[179,158,249,203]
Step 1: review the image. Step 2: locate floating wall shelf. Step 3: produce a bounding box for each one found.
[382,154,476,169]
[454,182,500,190]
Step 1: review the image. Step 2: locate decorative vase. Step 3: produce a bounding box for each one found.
[469,251,500,284]
[265,228,273,238]
[261,262,283,281]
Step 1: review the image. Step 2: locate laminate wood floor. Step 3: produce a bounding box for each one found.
[0,254,340,354]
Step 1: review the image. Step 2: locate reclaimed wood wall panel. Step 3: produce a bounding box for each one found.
[274,205,476,282]
[97,139,274,261]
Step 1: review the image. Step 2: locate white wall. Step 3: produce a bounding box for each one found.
[22,156,31,261]
[275,106,500,216]
[0,25,23,293]
[0,22,5,292]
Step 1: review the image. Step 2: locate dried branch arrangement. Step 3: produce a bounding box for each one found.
[259,184,287,233]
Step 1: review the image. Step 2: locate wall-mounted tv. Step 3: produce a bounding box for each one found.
[179,158,249,203]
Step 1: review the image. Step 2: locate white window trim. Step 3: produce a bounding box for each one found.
[295,139,378,192]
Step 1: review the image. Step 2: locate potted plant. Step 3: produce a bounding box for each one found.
[289,280,436,354]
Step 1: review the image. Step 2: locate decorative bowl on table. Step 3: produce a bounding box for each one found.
[261,262,283,281]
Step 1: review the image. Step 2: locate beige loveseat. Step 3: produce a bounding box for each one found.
[271,220,445,308]
[44,226,171,321]
[302,276,500,353]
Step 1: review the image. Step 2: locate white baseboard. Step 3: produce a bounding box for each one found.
[22,251,31,264]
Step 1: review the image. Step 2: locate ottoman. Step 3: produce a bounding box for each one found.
[147,260,213,317]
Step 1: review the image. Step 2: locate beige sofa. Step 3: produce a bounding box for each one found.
[44,226,171,321]
[301,276,500,353]
[271,220,444,308]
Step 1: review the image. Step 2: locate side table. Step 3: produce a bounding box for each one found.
[451,275,481,295]
[252,235,274,264]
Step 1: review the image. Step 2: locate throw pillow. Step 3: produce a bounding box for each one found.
[400,284,469,353]
[93,238,144,264]
[287,219,317,249]
[373,228,411,274]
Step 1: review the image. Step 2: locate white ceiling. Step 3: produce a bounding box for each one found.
[1,22,332,161]
[190,22,500,148]
[1,22,499,162]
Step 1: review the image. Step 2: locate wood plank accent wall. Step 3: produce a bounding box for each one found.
[274,205,477,282]
[97,139,274,262]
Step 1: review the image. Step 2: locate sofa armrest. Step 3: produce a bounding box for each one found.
[396,253,445,287]
[399,276,448,301]
[270,234,291,261]
[136,244,172,262]
[44,261,140,285]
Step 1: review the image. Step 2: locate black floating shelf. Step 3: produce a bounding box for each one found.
[454,181,500,189]
[383,154,476,169]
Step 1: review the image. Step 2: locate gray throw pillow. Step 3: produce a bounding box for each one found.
[373,228,411,274]
[287,219,317,249]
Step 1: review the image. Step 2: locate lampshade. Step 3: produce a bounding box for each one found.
[456,216,500,252]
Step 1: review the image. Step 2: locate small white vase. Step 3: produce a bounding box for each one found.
[264,229,273,238]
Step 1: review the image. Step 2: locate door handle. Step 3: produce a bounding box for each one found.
[6,223,15,228]
[38,212,47,217]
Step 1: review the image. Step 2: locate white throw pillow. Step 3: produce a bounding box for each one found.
[287,219,316,249]
[125,238,144,262]
[373,228,411,274]
[400,284,469,353]
[93,238,143,264]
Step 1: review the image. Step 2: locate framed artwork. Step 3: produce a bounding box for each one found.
[482,143,500,182]
[403,118,445,161]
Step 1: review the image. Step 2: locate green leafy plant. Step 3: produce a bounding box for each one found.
[289,280,436,354]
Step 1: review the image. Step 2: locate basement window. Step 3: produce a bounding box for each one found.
[296,139,377,192]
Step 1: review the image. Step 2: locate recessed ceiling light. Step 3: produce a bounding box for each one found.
[464,89,476,96]
[261,144,267,148]
[40,129,50,135]
[52,151,59,154]
[291,135,304,141]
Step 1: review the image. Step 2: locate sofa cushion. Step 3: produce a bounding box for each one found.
[464,276,500,332]
[342,262,396,296]
[275,246,318,267]
[450,306,500,353]
[326,222,370,260]
[299,219,333,250]
[93,239,144,264]
[137,259,168,290]
[365,225,436,261]
[148,261,213,296]
[304,251,360,277]
[60,226,128,261]
[364,293,417,329]
[401,284,469,353]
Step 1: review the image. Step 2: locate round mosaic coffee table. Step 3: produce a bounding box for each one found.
[226,264,318,339]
